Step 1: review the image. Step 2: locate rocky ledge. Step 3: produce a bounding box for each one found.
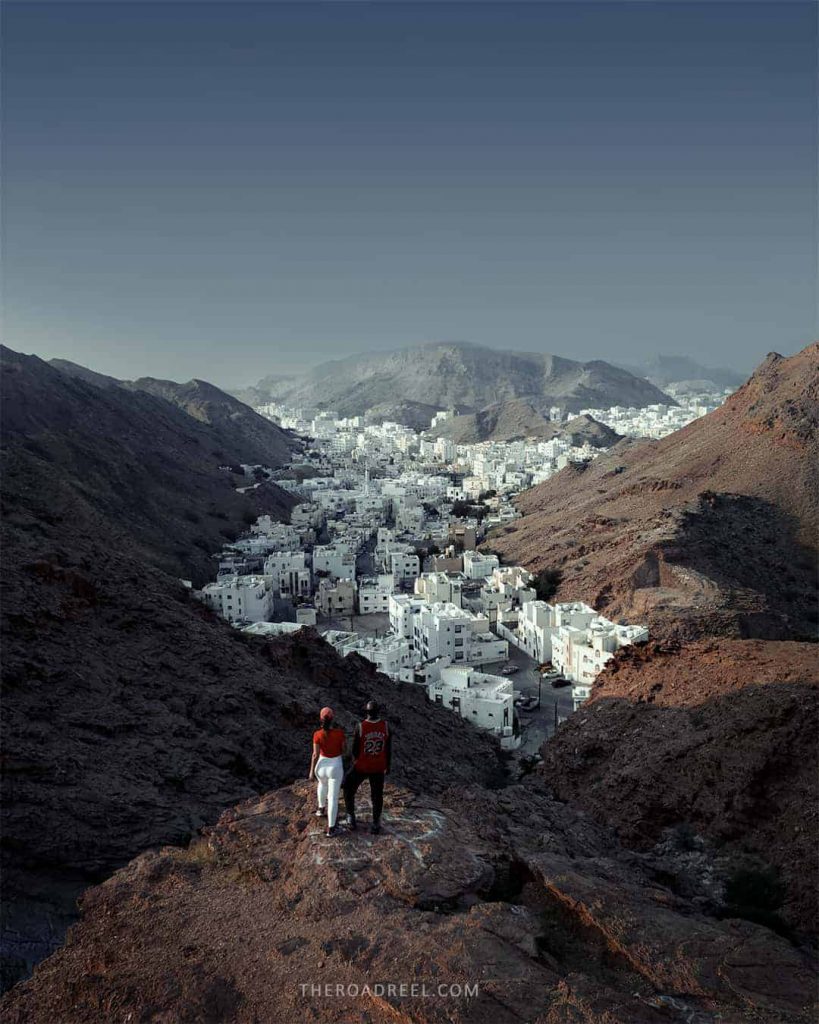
[3,781,816,1024]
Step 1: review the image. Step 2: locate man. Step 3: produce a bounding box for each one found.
[344,699,391,835]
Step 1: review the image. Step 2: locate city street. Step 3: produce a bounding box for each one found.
[486,641,575,754]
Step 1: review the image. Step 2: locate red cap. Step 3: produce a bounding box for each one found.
[319,706,334,721]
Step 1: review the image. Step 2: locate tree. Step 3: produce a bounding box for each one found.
[534,568,562,602]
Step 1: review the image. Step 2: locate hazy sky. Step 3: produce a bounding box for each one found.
[3,1,816,386]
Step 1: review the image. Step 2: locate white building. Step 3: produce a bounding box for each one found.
[415,571,463,608]
[323,630,414,682]
[427,666,519,750]
[462,550,500,580]
[199,575,274,624]
[414,602,507,666]
[357,574,396,615]
[389,550,420,583]
[316,577,357,618]
[389,594,428,638]
[552,619,650,708]
[313,544,356,580]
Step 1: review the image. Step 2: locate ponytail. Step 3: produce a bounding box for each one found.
[321,717,331,733]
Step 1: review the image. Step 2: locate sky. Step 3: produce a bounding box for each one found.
[2,1,817,387]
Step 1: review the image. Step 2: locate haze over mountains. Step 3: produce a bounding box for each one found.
[233,341,674,422]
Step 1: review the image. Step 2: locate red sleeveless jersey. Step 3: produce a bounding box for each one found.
[355,719,389,773]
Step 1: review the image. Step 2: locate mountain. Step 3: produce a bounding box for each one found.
[0,347,507,987]
[618,355,746,390]
[488,344,819,642]
[541,638,819,937]
[4,779,816,1022]
[364,399,442,431]
[431,401,622,447]
[241,342,674,418]
[50,360,295,468]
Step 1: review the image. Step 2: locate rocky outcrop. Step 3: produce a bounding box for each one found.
[489,344,819,641]
[2,781,815,1023]
[538,639,819,938]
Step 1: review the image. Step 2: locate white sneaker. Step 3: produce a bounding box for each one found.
[315,807,326,817]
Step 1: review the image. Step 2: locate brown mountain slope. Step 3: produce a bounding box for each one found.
[538,639,819,938]
[488,344,819,641]
[4,779,816,1024]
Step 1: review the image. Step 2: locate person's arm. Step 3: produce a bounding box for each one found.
[340,729,348,758]
[308,740,320,780]
[351,723,361,761]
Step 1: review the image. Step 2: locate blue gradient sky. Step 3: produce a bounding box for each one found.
[2,1,816,385]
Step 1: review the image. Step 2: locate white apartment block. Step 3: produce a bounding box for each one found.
[415,571,463,608]
[357,574,396,614]
[323,630,414,682]
[427,667,519,750]
[316,577,357,618]
[389,594,428,638]
[462,550,500,580]
[553,620,650,708]
[389,550,421,583]
[199,575,274,624]
[263,550,307,577]
[313,544,356,580]
[414,602,507,666]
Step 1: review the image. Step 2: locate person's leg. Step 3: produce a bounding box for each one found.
[326,760,343,828]
[315,761,328,812]
[343,768,363,823]
[369,772,385,825]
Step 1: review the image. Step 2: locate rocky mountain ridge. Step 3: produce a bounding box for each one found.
[432,402,622,446]
[50,358,295,468]
[488,344,819,642]
[237,341,674,421]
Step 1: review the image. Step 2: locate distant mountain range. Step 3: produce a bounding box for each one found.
[232,341,674,424]
[431,400,622,447]
[616,354,746,390]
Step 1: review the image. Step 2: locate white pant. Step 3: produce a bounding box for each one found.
[315,755,343,828]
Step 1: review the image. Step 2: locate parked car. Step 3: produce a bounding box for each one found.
[500,664,519,675]
[550,677,571,688]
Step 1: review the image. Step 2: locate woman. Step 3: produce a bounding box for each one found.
[308,706,347,837]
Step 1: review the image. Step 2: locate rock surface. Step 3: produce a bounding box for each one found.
[2,782,815,1023]
[538,639,819,937]
[489,344,819,641]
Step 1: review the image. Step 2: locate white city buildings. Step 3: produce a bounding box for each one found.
[414,602,507,666]
[322,630,414,682]
[316,577,357,618]
[356,574,396,614]
[462,550,500,580]
[415,571,463,608]
[427,666,519,750]
[199,575,274,624]
[313,544,356,580]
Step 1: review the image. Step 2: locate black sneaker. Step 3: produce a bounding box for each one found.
[370,822,381,835]
[346,815,357,831]
[326,825,342,838]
